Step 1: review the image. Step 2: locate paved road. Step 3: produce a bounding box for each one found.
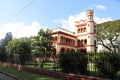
[0,73,16,80]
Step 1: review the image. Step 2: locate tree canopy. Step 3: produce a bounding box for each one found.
[0,32,13,54]
[6,37,31,64]
[31,29,53,55]
[30,28,54,68]
[97,20,120,53]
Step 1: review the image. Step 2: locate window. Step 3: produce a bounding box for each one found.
[84,39,87,44]
[78,40,80,46]
[55,36,57,42]
[84,27,86,32]
[94,29,96,33]
[81,28,83,32]
[78,29,80,33]
[94,40,96,46]
[81,39,83,45]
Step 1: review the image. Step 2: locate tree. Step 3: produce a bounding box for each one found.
[6,37,31,64]
[97,20,120,53]
[31,28,53,68]
[0,32,13,62]
[94,52,120,77]
[4,32,13,46]
[0,32,13,53]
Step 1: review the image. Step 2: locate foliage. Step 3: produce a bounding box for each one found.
[59,50,88,74]
[97,20,120,53]
[0,32,13,62]
[30,28,54,68]
[88,52,99,63]
[0,53,7,62]
[31,29,53,55]
[5,37,31,64]
[94,52,120,77]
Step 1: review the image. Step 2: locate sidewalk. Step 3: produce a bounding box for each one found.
[0,73,16,80]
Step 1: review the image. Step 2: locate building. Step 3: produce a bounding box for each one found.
[52,10,97,54]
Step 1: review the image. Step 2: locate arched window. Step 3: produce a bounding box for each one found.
[94,40,96,46]
[55,36,57,42]
[60,48,65,54]
[94,29,96,33]
[84,27,86,32]
[81,39,83,45]
[81,28,83,32]
[78,40,80,46]
[78,29,80,33]
[84,39,87,44]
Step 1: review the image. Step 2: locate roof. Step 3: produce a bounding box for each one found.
[52,27,75,36]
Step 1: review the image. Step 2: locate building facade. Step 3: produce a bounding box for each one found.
[52,10,97,54]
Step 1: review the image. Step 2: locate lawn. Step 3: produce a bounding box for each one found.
[25,61,61,71]
[0,65,57,80]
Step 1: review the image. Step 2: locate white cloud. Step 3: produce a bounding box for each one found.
[54,12,87,32]
[0,11,112,40]
[95,5,106,10]
[54,11,112,32]
[0,21,47,39]
[95,17,112,24]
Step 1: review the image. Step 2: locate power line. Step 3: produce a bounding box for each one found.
[7,0,34,22]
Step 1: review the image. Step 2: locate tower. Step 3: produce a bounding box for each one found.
[86,10,97,52]
[75,10,97,52]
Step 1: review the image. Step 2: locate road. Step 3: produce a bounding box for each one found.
[0,73,16,80]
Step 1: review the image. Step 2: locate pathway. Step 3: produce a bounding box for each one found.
[0,73,17,80]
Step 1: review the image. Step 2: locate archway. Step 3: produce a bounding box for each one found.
[60,47,65,54]
[78,40,80,47]
[84,39,87,44]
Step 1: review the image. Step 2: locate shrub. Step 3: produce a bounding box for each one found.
[58,50,88,74]
[95,52,120,77]
[0,53,7,62]
[75,50,88,74]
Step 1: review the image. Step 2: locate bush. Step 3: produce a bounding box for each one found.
[0,53,7,62]
[59,50,88,74]
[95,52,120,77]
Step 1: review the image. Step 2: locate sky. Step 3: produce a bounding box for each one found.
[0,0,120,39]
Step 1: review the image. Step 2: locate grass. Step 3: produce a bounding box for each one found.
[0,65,57,80]
[25,61,61,71]
[87,63,101,77]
